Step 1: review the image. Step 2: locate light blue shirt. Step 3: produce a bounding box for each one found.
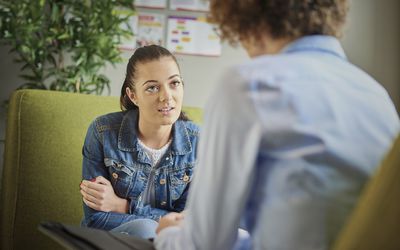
[154,35,400,250]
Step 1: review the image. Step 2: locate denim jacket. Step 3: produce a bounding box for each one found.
[81,109,199,230]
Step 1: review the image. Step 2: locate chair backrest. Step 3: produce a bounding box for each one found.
[333,134,400,250]
[0,89,202,250]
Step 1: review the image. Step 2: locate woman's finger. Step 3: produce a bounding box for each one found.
[83,197,99,210]
[80,189,98,204]
[95,176,111,185]
[81,180,106,193]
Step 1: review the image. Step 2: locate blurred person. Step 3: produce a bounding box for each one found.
[154,0,400,249]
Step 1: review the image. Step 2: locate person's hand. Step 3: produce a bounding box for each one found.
[156,212,185,234]
[79,176,128,213]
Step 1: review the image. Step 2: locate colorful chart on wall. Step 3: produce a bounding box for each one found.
[135,0,167,9]
[116,10,138,51]
[136,13,165,47]
[166,16,221,56]
[169,0,209,12]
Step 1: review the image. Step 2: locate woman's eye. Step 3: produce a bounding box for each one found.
[146,86,159,93]
[171,81,181,87]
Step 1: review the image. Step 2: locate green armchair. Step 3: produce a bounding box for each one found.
[0,89,202,250]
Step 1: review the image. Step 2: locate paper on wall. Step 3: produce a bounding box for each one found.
[135,0,167,9]
[116,10,138,51]
[169,0,209,12]
[166,16,221,56]
[136,13,165,47]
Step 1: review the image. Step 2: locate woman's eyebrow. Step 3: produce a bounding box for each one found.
[168,74,180,80]
[142,80,158,86]
[142,74,181,86]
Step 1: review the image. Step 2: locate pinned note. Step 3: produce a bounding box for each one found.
[166,16,221,56]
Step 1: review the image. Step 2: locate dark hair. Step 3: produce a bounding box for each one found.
[120,45,189,120]
[209,0,349,45]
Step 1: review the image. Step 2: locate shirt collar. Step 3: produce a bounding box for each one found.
[281,35,347,60]
[118,109,192,155]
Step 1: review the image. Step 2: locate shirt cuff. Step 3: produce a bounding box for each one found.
[154,226,182,250]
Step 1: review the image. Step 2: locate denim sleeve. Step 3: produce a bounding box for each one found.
[82,121,108,180]
[81,121,110,228]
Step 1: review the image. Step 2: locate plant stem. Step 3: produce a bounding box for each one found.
[75,77,81,93]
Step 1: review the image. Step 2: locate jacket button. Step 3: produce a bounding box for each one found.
[183,175,190,182]
[160,201,167,206]
[112,173,118,179]
[159,179,166,185]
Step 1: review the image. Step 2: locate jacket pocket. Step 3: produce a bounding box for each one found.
[169,164,194,200]
[104,158,135,197]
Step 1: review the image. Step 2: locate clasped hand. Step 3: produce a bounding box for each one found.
[79,176,128,213]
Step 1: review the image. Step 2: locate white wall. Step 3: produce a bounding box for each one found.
[341,0,400,109]
[1,0,400,173]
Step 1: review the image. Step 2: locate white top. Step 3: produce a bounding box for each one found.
[154,35,400,250]
[137,138,171,167]
[138,138,171,206]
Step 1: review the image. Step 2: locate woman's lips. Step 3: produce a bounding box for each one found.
[158,107,174,115]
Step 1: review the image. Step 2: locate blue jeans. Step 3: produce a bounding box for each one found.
[110,219,158,239]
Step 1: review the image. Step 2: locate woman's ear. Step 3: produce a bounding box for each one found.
[126,87,138,106]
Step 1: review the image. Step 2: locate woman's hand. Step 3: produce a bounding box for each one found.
[80,176,128,213]
[156,212,185,234]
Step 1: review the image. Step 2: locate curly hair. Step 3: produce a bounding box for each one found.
[209,0,349,45]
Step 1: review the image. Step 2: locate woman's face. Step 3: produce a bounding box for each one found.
[127,57,183,128]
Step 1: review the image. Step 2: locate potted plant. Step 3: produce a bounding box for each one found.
[0,0,135,94]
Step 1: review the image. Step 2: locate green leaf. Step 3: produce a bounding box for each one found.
[20,73,40,80]
[57,33,70,40]
[20,63,32,71]
[51,3,59,22]
[20,45,30,54]
[18,82,47,90]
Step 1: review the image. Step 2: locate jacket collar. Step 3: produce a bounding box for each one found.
[281,35,347,60]
[117,109,192,155]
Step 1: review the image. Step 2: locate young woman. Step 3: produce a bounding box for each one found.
[79,45,199,239]
[154,1,400,250]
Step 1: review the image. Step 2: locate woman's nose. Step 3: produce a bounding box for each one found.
[159,87,172,102]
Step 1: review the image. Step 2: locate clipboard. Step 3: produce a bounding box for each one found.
[38,221,155,250]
